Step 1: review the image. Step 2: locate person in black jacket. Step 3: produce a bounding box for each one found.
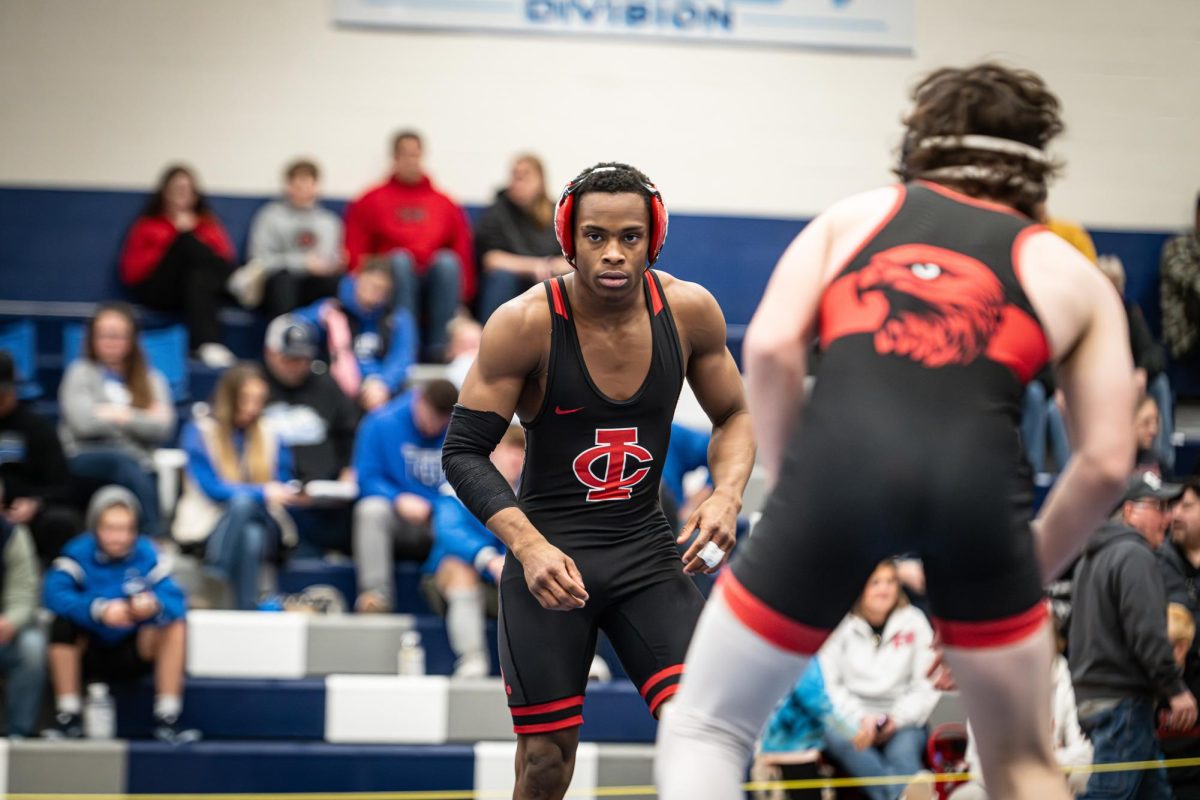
[0,351,82,564]
[473,155,570,322]
[1070,471,1197,799]
[261,316,360,558]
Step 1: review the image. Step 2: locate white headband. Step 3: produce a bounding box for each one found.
[917,165,1039,189]
[916,135,1049,165]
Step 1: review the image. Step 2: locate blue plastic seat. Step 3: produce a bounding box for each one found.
[63,321,189,401]
[0,319,40,400]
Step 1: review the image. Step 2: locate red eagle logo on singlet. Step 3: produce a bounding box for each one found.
[573,428,654,502]
[819,243,1048,381]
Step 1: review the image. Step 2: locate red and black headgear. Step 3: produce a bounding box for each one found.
[553,163,669,267]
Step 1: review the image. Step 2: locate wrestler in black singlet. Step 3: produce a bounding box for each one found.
[728,181,1052,653]
[499,269,704,733]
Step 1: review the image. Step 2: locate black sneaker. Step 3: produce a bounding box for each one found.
[42,711,83,739]
[152,713,202,745]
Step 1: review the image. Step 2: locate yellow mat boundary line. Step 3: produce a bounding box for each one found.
[10,756,1200,800]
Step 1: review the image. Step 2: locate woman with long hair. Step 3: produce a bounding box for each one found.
[818,561,939,800]
[119,164,237,368]
[472,154,570,322]
[174,363,303,609]
[59,302,175,536]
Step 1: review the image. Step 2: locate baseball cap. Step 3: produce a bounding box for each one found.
[0,350,16,391]
[1122,471,1183,505]
[265,315,318,359]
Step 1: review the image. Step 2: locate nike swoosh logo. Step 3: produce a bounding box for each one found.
[555,406,584,415]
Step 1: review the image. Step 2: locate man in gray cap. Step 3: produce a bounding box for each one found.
[262,315,359,557]
[1069,471,1198,799]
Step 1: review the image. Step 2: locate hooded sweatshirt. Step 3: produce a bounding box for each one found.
[1069,521,1184,703]
[294,276,416,393]
[343,175,475,300]
[247,200,344,276]
[119,215,235,286]
[818,604,940,729]
[44,486,186,644]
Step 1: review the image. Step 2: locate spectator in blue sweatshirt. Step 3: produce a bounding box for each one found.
[295,259,417,413]
[425,424,522,678]
[352,379,458,612]
[44,485,195,742]
[173,364,303,610]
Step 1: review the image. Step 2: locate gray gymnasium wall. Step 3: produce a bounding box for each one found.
[0,0,1197,228]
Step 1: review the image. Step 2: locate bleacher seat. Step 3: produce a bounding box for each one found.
[0,319,40,399]
[279,559,429,614]
[62,321,190,401]
[111,672,656,744]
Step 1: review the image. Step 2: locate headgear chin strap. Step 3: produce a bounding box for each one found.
[554,165,669,267]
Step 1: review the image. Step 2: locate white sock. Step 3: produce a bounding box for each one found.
[57,694,82,715]
[445,586,486,661]
[155,694,182,720]
[656,592,810,800]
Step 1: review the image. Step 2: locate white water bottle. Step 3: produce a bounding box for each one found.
[84,683,116,739]
[398,631,426,676]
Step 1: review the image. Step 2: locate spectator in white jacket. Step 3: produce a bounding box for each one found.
[956,639,1093,799]
[819,560,941,800]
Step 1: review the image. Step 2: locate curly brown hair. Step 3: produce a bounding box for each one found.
[897,63,1065,217]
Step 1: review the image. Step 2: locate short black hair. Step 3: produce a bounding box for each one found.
[1180,477,1200,503]
[421,379,459,416]
[570,162,655,226]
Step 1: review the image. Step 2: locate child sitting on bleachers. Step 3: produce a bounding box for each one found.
[59,302,175,537]
[43,485,195,742]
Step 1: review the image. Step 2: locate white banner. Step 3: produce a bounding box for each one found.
[332,0,914,54]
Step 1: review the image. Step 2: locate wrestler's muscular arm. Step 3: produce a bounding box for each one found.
[455,294,589,611]
[661,276,756,575]
[1019,231,1137,582]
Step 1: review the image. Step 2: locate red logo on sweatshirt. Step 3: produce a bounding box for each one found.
[573,428,653,502]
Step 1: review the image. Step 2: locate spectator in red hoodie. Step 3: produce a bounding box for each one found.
[344,131,474,363]
[118,165,237,369]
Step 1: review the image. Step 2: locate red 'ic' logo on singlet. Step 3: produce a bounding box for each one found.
[572,428,654,502]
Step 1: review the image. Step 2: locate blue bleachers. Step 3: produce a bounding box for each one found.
[114,678,326,741]
[113,677,655,744]
[0,185,1177,337]
[277,559,631,680]
[126,741,477,794]
[62,321,191,401]
[0,319,40,399]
